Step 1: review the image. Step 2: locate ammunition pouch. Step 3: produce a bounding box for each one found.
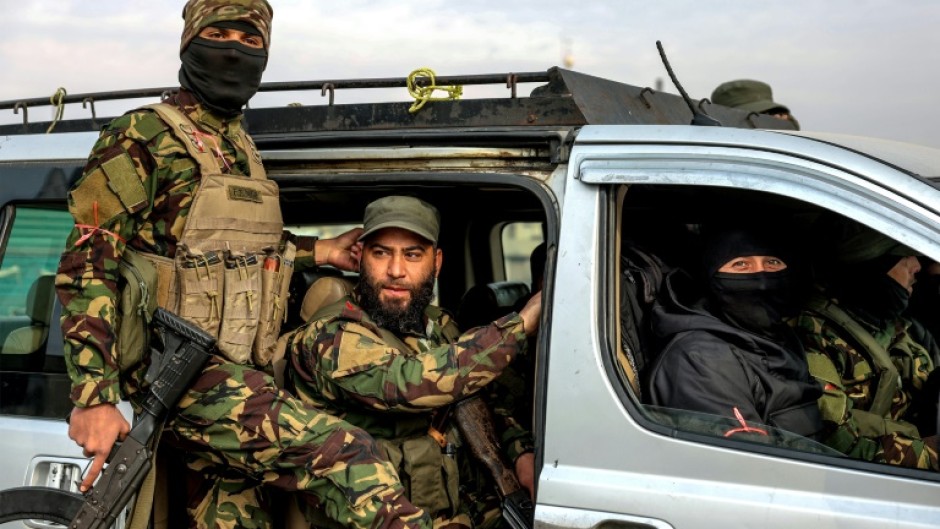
[116,248,159,372]
[253,243,295,366]
[152,242,294,366]
[377,432,460,518]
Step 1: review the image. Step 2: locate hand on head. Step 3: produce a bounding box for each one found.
[317,227,364,272]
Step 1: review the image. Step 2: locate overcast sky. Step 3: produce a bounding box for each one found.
[2,0,938,148]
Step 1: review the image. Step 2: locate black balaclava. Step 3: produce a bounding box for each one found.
[179,20,267,117]
[816,216,918,325]
[701,227,802,339]
[831,254,910,324]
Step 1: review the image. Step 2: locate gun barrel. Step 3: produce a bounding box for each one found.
[453,396,522,497]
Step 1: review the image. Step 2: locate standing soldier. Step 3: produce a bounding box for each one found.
[55,1,432,528]
[287,195,541,529]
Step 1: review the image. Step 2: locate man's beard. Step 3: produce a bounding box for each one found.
[356,266,436,335]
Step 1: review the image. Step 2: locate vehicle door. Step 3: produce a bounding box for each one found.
[0,134,130,529]
[535,125,940,529]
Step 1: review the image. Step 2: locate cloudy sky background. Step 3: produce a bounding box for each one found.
[2,0,938,148]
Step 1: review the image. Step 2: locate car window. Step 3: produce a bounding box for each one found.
[501,221,543,285]
[0,204,74,419]
[612,182,940,473]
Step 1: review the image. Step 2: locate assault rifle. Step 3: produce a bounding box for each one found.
[453,396,535,529]
[69,307,216,529]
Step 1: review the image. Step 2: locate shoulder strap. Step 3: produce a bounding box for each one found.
[375,327,413,354]
[233,129,267,179]
[425,305,461,343]
[308,297,351,326]
[806,295,900,417]
[441,320,461,343]
[140,103,222,174]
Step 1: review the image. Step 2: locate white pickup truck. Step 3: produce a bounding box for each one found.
[1,68,938,528]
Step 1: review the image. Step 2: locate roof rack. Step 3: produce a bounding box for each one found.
[0,67,795,136]
[0,71,549,113]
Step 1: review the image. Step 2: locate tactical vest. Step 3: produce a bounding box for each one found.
[805,295,932,437]
[312,299,465,519]
[137,103,293,366]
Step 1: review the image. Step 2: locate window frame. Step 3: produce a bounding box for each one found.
[0,202,75,419]
[585,146,940,482]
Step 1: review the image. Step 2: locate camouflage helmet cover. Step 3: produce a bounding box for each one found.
[180,0,273,53]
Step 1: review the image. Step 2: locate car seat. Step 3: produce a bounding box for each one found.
[456,281,530,330]
[2,275,56,370]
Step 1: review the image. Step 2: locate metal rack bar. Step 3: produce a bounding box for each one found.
[0,71,550,112]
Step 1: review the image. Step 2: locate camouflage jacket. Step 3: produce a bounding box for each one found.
[287,297,529,455]
[795,295,938,470]
[56,90,316,408]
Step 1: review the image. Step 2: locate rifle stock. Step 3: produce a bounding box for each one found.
[453,396,535,529]
[69,308,215,529]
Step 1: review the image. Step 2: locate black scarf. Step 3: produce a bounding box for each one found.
[831,255,910,325]
[179,37,267,116]
[709,270,799,339]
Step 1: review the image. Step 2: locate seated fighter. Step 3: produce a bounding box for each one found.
[285,195,541,528]
[648,225,823,439]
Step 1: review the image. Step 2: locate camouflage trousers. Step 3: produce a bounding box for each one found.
[164,360,431,529]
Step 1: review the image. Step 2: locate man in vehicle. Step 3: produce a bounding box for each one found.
[711,79,800,129]
[56,2,433,528]
[647,225,823,439]
[794,216,940,470]
[286,195,541,528]
[910,258,940,354]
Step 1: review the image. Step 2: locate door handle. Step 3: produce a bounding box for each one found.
[45,461,82,491]
[26,456,85,492]
[24,456,87,529]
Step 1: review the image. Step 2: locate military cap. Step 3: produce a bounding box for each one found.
[818,214,919,264]
[180,0,273,53]
[359,196,441,245]
[711,79,790,114]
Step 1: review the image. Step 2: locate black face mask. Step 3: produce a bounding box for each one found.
[179,38,267,116]
[839,273,911,323]
[709,270,798,339]
[831,256,912,323]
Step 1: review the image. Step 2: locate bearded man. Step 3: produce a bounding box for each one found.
[287,195,541,529]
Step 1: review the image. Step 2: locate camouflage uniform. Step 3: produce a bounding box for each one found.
[56,63,429,529]
[795,294,939,470]
[287,297,529,529]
